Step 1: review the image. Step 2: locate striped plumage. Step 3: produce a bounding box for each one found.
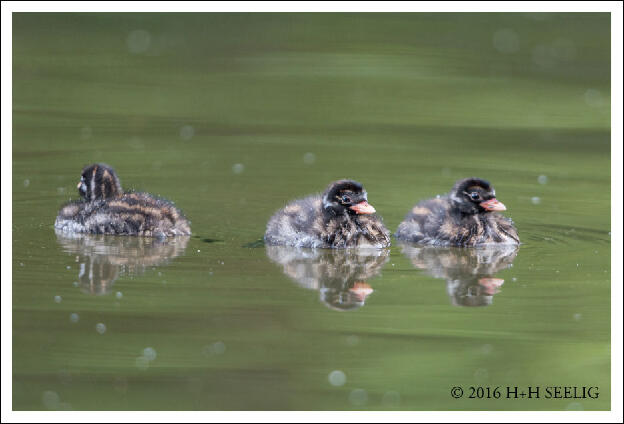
[395,178,519,247]
[55,163,190,237]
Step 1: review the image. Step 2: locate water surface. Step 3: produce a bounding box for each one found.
[12,13,610,410]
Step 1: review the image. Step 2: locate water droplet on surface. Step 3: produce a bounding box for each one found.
[42,390,60,409]
[345,335,360,346]
[128,136,144,150]
[54,295,62,304]
[232,163,245,174]
[566,402,583,410]
[80,126,93,140]
[179,125,195,141]
[135,355,150,370]
[303,152,316,165]
[349,389,368,406]
[95,323,107,334]
[382,390,401,406]
[532,44,556,68]
[203,341,226,356]
[143,347,157,361]
[551,38,576,61]
[584,89,605,108]
[473,368,489,382]
[127,29,151,54]
[537,175,548,184]
[328,370,346,386]
[492,28,520,54]
[481,344,493,355]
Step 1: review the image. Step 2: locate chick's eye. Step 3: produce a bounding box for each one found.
[470,192,480,200]
[341,195,351,203]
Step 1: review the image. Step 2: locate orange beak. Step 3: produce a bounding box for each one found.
[480,198,506,212]
[349,201,376,215]
[478,277,504,295]
[349,281,374,301]
[77,181,82,189]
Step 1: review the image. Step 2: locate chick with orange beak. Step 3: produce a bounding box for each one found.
[265,179,391,248]
[395,177,519,247]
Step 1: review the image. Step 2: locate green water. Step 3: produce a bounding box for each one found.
[12,13,611,410]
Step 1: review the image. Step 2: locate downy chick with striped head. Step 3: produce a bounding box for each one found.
[55,163,191,238]
[395,177,519,247]
[264,179,391,249]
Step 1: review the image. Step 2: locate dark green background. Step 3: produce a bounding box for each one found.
[13,13,610,410]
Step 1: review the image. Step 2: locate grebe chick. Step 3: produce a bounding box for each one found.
[55,163,191,238]
[264,179,390,249]
[395,177,519,247]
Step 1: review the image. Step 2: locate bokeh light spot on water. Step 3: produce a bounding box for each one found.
[349,388,368,406]
[95,323,107,334]
[69,313,79,323]
[128,136,144,150]
[573,313,582,321]
[54,295,62,304]
[135,355,150,371]
[41,390,61,409]
[492,28,520,54]
[531,196,541,205]
[179,125,195,141]
[382,391,401,407]
[80,126,92,140]
[42,390,60,409]
[532,44,556,69]
[127,29,151,54]
[345,335,360,346]
[481,344,493,355]
[584,89,605,108]
[115,291,123,300]
[328,370,347,387]
[303,152,316,165]
[232,163,245,174]
[23,179,30,188]
[203,341,226,356]
[551,38,577,61]
[473,368,489,382]
[143,347,157,361]
[566,402,584,410]
[537,175,548,184]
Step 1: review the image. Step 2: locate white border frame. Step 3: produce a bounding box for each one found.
[2,2,622,423]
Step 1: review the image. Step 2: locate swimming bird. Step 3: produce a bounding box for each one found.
[55,163,191,237]
[395,177,519,247]
[264,179,391,249]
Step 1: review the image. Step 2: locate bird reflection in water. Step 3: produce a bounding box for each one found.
[265,246,389,311]
[55,229,189,295]
[399,243,518,307]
